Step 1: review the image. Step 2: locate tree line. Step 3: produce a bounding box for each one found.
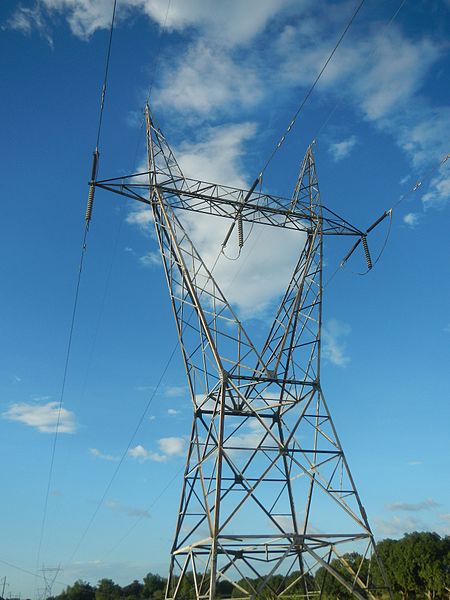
[43,532,449,600]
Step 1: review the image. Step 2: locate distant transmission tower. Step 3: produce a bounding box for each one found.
[95,104,391,599]
[40,566,60,600]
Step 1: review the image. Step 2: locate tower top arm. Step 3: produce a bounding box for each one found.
[95,170,363,236]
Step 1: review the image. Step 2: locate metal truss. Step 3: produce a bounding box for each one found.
[97,105,391,600]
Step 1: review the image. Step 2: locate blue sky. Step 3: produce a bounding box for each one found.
[1,0,449,597]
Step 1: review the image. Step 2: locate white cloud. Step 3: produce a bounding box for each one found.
[174,124,304,317]
[276,21,442,118]
[407,460,423,466]
[10,0,446,212]
[328,136,357,162]
[225,419,267,456]
[127,122,306,318]
[403,212,420,228]
[444,324,450,334]
[125,205,152,231]
[3,4,53,47]
[400,175,410,185]
[155,41,263,117]
[135,384,154,392]
[41,0,116,40]
[393,107,450,168]
[104,499,150,519]
[139,250,160,267]
[422,169,450,209]
[176,122,257,187]
[322,318,351,367]
[2,401,76,433]
[167,408,180,416]
[352,32,439,121]
[386,498,439,512]
[128,444,166,462]
[90,448,119,462]
[164,385,186,398]
[15,0,296,45]
[375,515,423,537]
[128,438,186,461]
[157,436,185,456]
[178,211,304,318]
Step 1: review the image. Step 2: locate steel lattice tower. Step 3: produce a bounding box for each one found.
[96,105,391,600]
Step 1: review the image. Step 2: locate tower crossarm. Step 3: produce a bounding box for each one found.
[95,172,363,236]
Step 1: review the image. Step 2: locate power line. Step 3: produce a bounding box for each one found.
[313,0,409,142]
[64,2,176,562]
[334,152,449,276]
[95,0,118,152]
[35,226,89,580]
[0,558,68,589]
[146,0,172,104]
[67,342,179,563]
[100,465,184,560]
[35,0,119,581]
[258,0,366,179]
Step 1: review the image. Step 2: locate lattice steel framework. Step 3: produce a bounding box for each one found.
[96,105,391,600]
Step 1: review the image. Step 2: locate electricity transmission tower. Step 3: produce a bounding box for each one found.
[95,104,391,599]
[40,566,61,600]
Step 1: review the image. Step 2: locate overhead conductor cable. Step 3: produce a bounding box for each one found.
[35,0,118,578]
[85,0,118,226]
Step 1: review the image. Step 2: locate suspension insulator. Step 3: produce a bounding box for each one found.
[237,213,244,248]
[85,184,95,223]
[361,236,373,270]
[85,150,99,224]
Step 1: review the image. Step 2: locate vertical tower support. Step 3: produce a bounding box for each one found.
[96,105,391,599]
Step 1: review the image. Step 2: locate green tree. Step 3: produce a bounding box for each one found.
[314,553,374,600]
[143,574,166,599]
[96,579,121,600]
[58,581,95,600]
[405,532,447,600]
[122,580,143,600]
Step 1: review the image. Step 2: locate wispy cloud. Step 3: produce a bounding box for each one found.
[422,169,450,209]
[128,444,166,462]
[322,318,351,367]
[164,385,186,398]
[176,122,257,187]
[125,205,152,231]
[403,212,420,228]
[167,408,180,416]
[2,401,76,433]
[7,0,295,44]
[3,4,53,47]
[157,436,185,456]
[90,448,119,462]
[128,436,186,462]
[386,498,439,512]
[127,123,305,318]
[135,384,154,392]
[155,41,263,118]
[328,136,357,162]
[375,515,424,537]
[104,499,150,519]
[400,175,411,185]
[139,250,161,268]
